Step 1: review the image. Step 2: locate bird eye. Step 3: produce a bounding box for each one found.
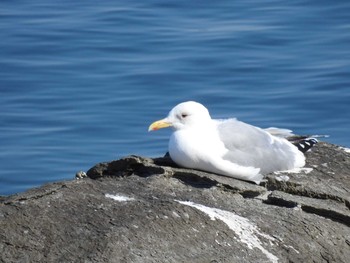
[181,113,188,118]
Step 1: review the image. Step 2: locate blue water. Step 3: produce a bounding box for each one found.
[1,1,349,195]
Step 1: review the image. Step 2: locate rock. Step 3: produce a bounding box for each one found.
[0,142,349,263]
[75,171,87,179]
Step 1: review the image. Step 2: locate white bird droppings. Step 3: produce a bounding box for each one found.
[172,211,181,218]
[105,193,135,202]
[275,175,290,182]
[340,147,350,153]
[274,167,313,175]
[177,200,279,263]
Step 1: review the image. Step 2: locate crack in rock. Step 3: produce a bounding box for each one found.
[265,191,350,227]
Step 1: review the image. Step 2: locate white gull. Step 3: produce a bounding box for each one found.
[149,101,314,184]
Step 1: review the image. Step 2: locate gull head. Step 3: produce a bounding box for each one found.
[148,101,212,131]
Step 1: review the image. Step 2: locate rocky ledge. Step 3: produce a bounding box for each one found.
[1,142,350,263]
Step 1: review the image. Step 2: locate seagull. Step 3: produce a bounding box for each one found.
[148,101,317,184]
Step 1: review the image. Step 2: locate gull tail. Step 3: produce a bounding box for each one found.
[293,138,318,153]
[250,173,264,185]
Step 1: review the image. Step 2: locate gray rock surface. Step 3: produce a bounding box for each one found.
[1,142,349,263]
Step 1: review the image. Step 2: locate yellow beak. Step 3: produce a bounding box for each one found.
[148,119,172,131]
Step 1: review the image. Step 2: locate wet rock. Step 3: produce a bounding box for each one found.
[1,142,349,263]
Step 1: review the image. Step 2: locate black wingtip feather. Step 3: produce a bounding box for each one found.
[294,138,318,153]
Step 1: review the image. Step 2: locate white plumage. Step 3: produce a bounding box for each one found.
[149,101,306,184]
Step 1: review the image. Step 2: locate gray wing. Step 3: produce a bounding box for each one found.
[215,118,299,174]
[216,118,273,149]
